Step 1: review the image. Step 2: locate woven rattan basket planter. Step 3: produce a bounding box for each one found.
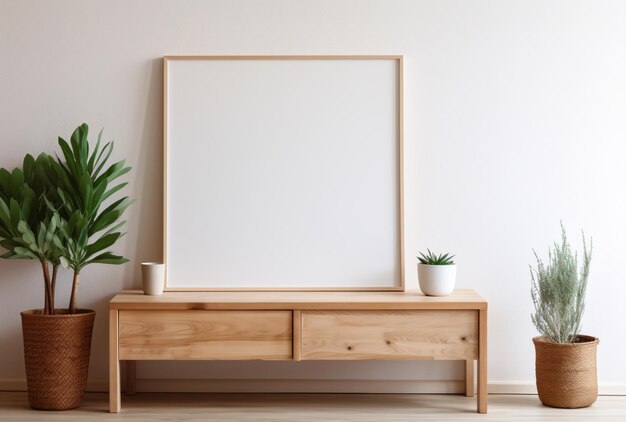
[21,309,95,410]
[533,335,599,409]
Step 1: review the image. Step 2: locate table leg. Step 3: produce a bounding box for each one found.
[477,308,488,413]
[109,310,121,413]
[126,360,136,395]
[465,360,474,397]
[293,310,302,361]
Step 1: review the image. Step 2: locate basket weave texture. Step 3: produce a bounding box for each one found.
[21,309,95,410]
[533,335,599,409]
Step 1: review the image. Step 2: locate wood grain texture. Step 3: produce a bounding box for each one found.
[478,308,488,413]
[164,286,407,292]
[126,361,136,395]
[293,310,302,361]
[164,55,403,61]
[465,360,474,397]
[397,55,405,290]
[110,289,487,311]
[162,55,169,293]
[109,290,488,413]
[118,310,292,360]
[3,392,625,421]
[108,310,120,413]
[301,310,478,360]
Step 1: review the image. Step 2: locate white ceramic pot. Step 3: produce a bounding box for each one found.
[417,264,457,296]
[141,262,165,295]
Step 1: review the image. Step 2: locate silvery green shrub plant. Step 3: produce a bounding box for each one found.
[530,224,592,343]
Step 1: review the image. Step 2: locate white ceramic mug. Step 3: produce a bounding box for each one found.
[141,262,165,295]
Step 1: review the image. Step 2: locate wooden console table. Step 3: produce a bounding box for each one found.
[109,289,488,413]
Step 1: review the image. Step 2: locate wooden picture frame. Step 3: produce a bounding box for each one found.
[163,55,405,291]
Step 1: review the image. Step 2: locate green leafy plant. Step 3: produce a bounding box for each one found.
[0,154,63,314]
[530,224,592,344]
[48,124,132,313]
[417,249,455,265]
[0,124,131,314]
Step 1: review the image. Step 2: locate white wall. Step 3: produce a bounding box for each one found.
[1,0,625,392]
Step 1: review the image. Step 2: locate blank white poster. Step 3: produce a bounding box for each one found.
[165,57,402,289]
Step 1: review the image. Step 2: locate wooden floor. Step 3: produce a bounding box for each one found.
[0,392,624,421]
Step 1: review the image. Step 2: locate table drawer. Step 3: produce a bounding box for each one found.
[301,310,478,360]
[119,310,292,360]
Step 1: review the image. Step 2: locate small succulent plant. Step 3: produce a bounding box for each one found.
[417,249,455,265]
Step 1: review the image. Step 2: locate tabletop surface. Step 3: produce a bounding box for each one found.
[109,289,487,310]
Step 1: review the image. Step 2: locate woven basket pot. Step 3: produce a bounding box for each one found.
[21,309,95,410]
[533,335,599,409]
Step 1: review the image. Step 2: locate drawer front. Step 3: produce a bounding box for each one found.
[119,310,292,360]
[301,310,478,360]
